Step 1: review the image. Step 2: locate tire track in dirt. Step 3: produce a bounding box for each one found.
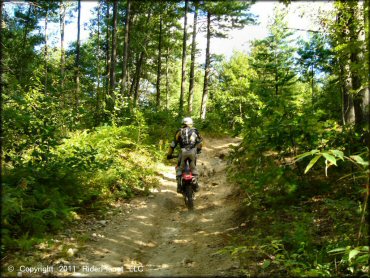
[70,137,242,277]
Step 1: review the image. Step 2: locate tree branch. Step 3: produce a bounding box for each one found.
[282,27,323,33]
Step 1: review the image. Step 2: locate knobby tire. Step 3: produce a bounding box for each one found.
[184,183,194,210]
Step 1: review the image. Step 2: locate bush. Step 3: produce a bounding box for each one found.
[1,125,160,251]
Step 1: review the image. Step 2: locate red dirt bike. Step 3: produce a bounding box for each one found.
[176,159,196,210]
[170,155,197,210]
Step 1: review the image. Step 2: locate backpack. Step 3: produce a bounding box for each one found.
[179,127,198,149]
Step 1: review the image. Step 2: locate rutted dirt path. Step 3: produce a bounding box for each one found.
[70,136,242,277]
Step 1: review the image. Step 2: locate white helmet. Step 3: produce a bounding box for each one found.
[182,117,193,126]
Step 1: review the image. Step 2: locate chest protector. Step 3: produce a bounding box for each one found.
[179,127,198,149]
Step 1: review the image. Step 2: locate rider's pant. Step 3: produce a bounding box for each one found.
[176,147,198,176]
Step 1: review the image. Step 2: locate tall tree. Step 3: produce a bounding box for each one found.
[44,5,49,94]
[364,0,370,125]
[341,1,365,128]
[19,4,34,82]
[165,46,170,110]
[120,0,131,96]
[75,0,81,106]
[188,3,198,115]
[179,0,188,116]
[132,11,152,107]
[250,7,296,98]
[333,2,357,125]
[108,0,118,112]
[200,11,211,120]
[95,2,102,124]
[105,0,111,104]
[200,1,255,120]
[0,0,3,152]
[297,33,332,108]
[156,13,163,108]
[59,1,66,91]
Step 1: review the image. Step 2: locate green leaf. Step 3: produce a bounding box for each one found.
[262,260,271,269]
[328,247,346,254]
[294,149,319,161]
[355,254,369,264]
[348,249,360,261]
[330,150,344,160]
[322,153,337,166]
[304,155,321,174]
[350,155,368,167]
[359,246,369,252]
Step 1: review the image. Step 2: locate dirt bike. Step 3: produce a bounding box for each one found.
[169,155,197,210]
[176,159,196,210]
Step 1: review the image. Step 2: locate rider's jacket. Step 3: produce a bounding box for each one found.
[168,126,203,155]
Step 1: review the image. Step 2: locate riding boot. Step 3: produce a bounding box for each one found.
[176,176,182,193]
[192,175,200,192]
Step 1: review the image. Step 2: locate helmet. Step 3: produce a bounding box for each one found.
[182,117,193,126]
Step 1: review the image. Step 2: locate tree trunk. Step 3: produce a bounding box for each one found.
[19,5,32,82]
[363,0,370,125]
[75,0,81,106]
[44,8,49,95]
[120,0,131,96]
[180,0,188,116]
[108,0,118,112]
[126,13,134,99]
[336,8,355,125]
[200,11,211,120]
[0,0,3,126]
[133,52,145,107]
[188,5,198,115]
[95,2,101,125]
[365,0,370,86]
[364,0,370,182]
[156,14,163,108]
[60,1,66,91]
[129,53,138,98]
[105,1,111,104]
[274,50,278,96]
[341,62,356,125]
[348,3,364,128]
[166,46,170,110]
[132,12,151,107]
[311,62,314,107]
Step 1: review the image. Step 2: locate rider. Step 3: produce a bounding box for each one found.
[167,117,203,193]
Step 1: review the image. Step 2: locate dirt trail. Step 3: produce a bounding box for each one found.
[70,137,242,277]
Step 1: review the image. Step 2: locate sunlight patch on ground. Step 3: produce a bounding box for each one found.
[199,217,213,223]
[172,239,190,244]
[134,215,148,220]
[162,172,176,180]
[133,240,157,247]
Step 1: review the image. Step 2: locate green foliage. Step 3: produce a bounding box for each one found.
[208,51,261,135]
[328,246,369,275]
[297,148,369,179]
[2,125,160,251]
[228,131,368,276]
[225,10,369,270]
[3,72,62,162]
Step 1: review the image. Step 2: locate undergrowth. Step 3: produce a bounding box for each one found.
[222,133,369,277]
[1,125,161,253]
